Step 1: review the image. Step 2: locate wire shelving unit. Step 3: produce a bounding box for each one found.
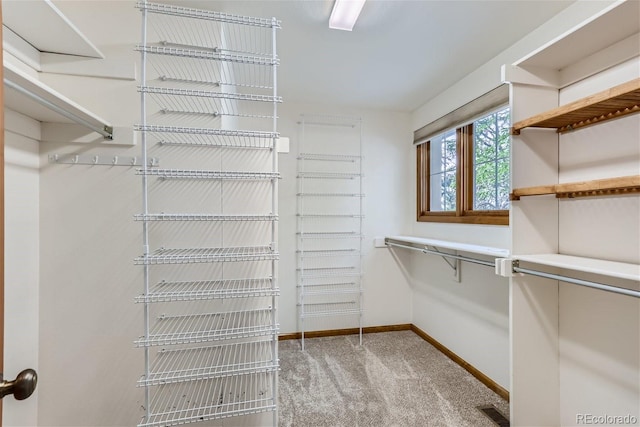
[136,2,280,426]
[296,114,364,350]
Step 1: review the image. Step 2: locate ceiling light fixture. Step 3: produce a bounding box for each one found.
[329,0,367,31]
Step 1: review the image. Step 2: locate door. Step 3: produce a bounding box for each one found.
[0,4,38,425]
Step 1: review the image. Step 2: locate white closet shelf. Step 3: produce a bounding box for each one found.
[135,213,277,222]
[135,278,277,303]
[513,253,640,282]
[297,172,362,179]
[139,372,275,427]
[134,246,278,265]
[139,340,277,386]
[297,192,364,197]
[297,232,364,239]
[385,235,510,257]
[298,214,364,218]
[136,169,279,180]
[3,61,113,139]
[296,283,361,296]
[136,309,278,347]
[137,45,278,67]
[297,249,360,258]
[136,125,277,149]
[297,153,361,162]
[299,302,361,318]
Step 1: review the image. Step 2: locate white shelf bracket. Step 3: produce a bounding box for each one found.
[425,245,461,282]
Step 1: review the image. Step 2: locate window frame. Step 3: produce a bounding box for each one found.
[417,112,509,226]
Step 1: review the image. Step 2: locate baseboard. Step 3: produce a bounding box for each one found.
[278,324,411,341]
[409,324,510,402]
[278,323,509,402]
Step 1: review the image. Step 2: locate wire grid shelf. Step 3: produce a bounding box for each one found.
[138,1,281,29]
[299,114,361,128]
[297,214,364,218]
[139,340,277,386]
[296,249,359,258]
[296,282,361,296]
[135,125,277,149]
[140,86,281,121]
[298,301,362,318]
[135,246,278,265]
[297,172,361,179]
[135,309,278,347]
[135,213,277,222]
[136,278,277,303]
[298,267,361,279]
[296,231,364,239]
[297,153,361,162]
[297,192,365,197]
[138,45,276,91]
[138,372,275,427]
[136,168,279,180]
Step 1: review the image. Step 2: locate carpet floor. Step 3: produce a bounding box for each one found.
[278,330,509,427]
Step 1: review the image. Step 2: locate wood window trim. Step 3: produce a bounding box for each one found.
[417,124,509,226]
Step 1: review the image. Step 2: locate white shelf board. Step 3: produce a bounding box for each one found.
[515,0,639,70]
[385,235,510,258]
[3,60,112,130]
[514,253,640,282]
[2,0,103,58]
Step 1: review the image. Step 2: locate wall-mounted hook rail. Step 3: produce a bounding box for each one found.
[49,154,159,167]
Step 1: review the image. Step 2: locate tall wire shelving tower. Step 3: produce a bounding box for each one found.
[135,2,281,426]
[296,114,364,350]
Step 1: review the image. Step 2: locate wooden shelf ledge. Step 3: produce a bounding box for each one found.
[511,78,640,135]
[510,175,640,200]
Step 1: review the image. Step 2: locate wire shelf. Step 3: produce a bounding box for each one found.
[139,340,277,386]
[135,213,277,222]
[135,124,277,148]
[135,246,278,265]
[298,302,361,318]
[297,153,361,162]
[138,1,281,29]
[136,169,279,180]
[297,282,361,296]
[299,114,361,128]
[140,86,281,121]
[136,309,278,347]
[136,278,277,303]
[138,372,275,427]
[139,45,276,91]
[296,232,364,239]
[297,214,364,218]
[296,249,359,258]
[298,267,362,280]
[297,172,361,179]
[297,192,365,198]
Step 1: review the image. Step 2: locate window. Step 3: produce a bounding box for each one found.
[417,106,510,225]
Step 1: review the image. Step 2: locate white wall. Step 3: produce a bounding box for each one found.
[405,0,620,391]
[3,110,40,427]
[277,101,413,334]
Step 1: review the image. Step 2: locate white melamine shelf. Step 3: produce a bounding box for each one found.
[137,169,279,180]
[3,61,112,137]
[135,125,277,148]
[139,372,275,427]
[136,278,277,303]
[136,309,277,347]
[140,341,277,386]
[385,235,510,258]
[135,213,277,222]
[514,254,640,282]
[135,246,278,265]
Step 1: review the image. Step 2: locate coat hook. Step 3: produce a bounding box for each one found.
[92,156,99,164]
[112,156,119,165]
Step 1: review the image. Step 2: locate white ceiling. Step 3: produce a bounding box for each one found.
[191,0,576,112]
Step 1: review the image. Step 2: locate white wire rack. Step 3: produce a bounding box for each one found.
[139,372,275,427]
[137,168,279,180]
[140,340,277,386]
[138,2,280,425]
[135,246,278,265]
[135,213,277,222]
[136,309,278,347]
[296,115,363,350]
[135,125,277,148]
[136,278,277,303]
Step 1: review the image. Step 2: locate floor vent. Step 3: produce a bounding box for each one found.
[477,405,510,427]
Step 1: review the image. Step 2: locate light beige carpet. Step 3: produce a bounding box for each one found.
[278,330,509,427]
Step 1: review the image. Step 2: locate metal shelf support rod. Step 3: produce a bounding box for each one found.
[386,241,495,268]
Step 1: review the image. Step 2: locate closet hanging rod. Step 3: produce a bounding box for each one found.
[512,262,640,299]
[385,241,495,267]
[4,78,113,140]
